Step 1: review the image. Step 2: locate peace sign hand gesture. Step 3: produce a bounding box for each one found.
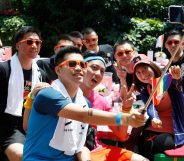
[121,83,135,113]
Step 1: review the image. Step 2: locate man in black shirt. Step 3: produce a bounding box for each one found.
[0,26,48,161]
[113,39,143,151]
[82,27,119,83]
[165,29,184,72]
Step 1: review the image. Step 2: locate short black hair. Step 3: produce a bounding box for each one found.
[69,31,83,39]
[81,27,97,35]
[14,26,41,43]
[114,40,135,53]
[55,34,73,45]
[55,46,82,66]
[164,28,184,43]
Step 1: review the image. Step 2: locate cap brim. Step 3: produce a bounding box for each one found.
[134,61,162,78]
[149,62,162,78]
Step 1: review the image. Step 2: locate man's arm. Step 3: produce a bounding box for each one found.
[58,103,146,128]
[76,146,91,161]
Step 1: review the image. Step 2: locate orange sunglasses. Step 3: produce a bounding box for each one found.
[58,60,88,69]
[18,39,42,46]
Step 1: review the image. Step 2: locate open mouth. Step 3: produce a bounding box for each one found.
[91,78,98,84]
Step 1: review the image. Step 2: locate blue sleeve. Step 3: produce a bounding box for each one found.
[33,87,72,117]
[147,103,159,120]
[84,97,92,108]
[140,88,159,120]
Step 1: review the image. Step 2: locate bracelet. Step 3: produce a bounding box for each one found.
[87,108,93,116]
[29,92,35,99]
[115,112,122,125]
[122,103,132,113]
[122,106,131,113]
[24,93,33,110]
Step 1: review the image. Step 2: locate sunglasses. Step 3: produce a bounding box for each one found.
[115,50,133,57]
[166,40,180,46]
[18,39,42,46]
[58,60,88,69]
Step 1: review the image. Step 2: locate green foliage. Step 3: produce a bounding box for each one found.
[121,18,166,53]
[106,17,166,53]
[126,0,174,19]
[1,0,184,56]
[0,15,37,46]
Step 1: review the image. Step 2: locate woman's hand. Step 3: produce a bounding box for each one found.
[169,65,181,80]
[151,118,162,129]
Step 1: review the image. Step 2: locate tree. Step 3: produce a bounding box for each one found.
[0,0,183,56]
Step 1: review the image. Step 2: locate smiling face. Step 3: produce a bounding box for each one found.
[135,64,155,85]
[165,34,182,56]
[56,53,86,86]
[83,60,105,90]
[16,32,42,60]
[114,43,135,67]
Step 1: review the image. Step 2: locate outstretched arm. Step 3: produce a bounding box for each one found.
[58,103,146,128]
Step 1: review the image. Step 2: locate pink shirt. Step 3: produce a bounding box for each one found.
[89,90,112,112]
[89,90,121,149]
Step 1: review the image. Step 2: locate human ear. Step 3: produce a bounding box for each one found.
[55,66,61,75]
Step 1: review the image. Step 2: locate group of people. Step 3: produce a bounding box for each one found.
[0,25,183,161]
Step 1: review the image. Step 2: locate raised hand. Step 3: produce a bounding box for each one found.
[114,63,127,81]
[121,83,135,113]
[169,65,181,80]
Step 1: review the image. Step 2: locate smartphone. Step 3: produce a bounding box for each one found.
[168,5,184,24]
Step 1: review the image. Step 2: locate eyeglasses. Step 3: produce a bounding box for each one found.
[115,50,134,57]
[166,40,180,46]
[58,60,88,69]
[18,39,42,46]
[83,37,98,44]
